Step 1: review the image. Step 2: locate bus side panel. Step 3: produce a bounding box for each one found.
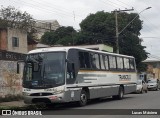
[89,85,119,99]
[65,88,81,102]
[124,84,136,94]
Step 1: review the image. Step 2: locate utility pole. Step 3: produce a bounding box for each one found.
[49,22,52,32]
[112,8,134,54]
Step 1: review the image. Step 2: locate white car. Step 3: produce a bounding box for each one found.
[147,79,160,91]
[136,80,148,93]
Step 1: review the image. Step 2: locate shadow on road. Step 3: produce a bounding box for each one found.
[44,96,134,110]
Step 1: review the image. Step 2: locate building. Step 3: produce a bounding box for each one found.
[35,20,60,40]
[142,57,160,80]
[0,28,27,98]
[27,37,38,52]
[76,44,113,52]
[0,50,25,98]
[0,28,28,54]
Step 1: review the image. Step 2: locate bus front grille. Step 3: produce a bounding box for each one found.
[32,98,51,104]
[30,93,53,96]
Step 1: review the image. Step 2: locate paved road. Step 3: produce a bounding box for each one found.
[43,90,160,118]
[1,90,160,118]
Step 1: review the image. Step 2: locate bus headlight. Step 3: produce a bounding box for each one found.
[53,88,65,94]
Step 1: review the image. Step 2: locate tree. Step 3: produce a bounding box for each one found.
[79,11,148,72]
[0,6,35,31]
[41,26,77,45]
[79,11,116,45]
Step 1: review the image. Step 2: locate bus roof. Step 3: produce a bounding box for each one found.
[28,47,134,58]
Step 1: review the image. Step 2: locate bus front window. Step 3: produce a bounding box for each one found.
[23,52,66,89]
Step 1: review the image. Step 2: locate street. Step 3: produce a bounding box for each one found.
[41,90,160,110]
[1,90,160,118]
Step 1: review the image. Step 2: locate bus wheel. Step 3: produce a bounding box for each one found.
[113,86,124,100]
[78,90,87,107]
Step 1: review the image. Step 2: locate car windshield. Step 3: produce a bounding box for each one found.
[148,79,157,83]
[23,52,66,89]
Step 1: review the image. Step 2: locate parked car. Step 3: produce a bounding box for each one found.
[136,80,148,93]
[147,79,160,91]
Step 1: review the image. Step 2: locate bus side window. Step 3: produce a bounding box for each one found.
[100,55,105,70]
[66,62,75,84]
[124,58,130,71]
[79,51,91,69]
[130,59,135,71]
[90,53,100,69]
[104,55,109,70]
[84,52,91,69]
[79,52,85,68]
[109,55,116,70]
[117,56,123,70]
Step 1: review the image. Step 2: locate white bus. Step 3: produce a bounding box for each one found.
[21,47,137,106]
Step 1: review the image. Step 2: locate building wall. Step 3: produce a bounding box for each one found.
[28,44,37,52]
[7,28,28,54]
[35,20,60,39]
[0,51,25,98]
[0,60,23,98]
[0,29,7,50]
[146,63,160,80]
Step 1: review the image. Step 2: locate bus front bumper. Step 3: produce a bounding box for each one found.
[24,93,68,104]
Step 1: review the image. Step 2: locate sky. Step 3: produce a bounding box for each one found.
[1,0,160,59]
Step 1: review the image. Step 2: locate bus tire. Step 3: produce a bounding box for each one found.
[78,90,88,107]
[113,86,124,100]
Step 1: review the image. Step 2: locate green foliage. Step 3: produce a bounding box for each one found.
[41,26,77,45]
[41,11,148,72]
[79,11,148,72]
[79,11,115,46]
[0,6,35,31]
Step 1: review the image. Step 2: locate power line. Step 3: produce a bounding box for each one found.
[11,0,76,18]
[114,0,160,37]
[112,8,134,53]
[99,0,119,9]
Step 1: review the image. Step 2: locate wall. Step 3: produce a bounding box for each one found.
[35,20,60,39]
[0,29,7,50]
[146,63,160,80]
[7,28,28,54]
[28,44,36,52]
[0,51,25,98]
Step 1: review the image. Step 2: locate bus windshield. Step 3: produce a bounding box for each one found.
[23,52,66,89]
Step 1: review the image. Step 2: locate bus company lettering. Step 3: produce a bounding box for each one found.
[119,75,131,81]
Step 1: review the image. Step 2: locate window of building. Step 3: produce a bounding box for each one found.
[12,37,19,47]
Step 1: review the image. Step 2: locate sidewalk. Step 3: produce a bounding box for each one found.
[0,100,26,107]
